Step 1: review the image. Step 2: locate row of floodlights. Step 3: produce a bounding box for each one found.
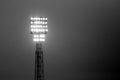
[34,34,45,38]
[33,34,45,42]
[31,21,47,24]
[31,17,47,20]
[33,38,45,42]
[31,29,48,32]
[31,25,48,28]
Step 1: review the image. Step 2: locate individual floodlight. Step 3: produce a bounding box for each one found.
[45,29,48,32]
[31,21,34,24]
[45,18,47,20]
[43,18,45,20]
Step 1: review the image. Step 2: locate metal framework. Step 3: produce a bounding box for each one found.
[35,43,44,80]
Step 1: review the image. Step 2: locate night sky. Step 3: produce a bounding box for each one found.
[0,0,120,80]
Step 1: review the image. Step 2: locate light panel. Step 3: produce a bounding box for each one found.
[30,16,48,42]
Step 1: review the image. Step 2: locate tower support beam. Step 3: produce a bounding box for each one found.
[35,43,44,80]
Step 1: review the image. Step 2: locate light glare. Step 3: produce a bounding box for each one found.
[30,16,48,42]
[33,38,45,42]
[40,39,45,42]
[34,35,39,37]
[40,34,45,38]
[46,29,48,32]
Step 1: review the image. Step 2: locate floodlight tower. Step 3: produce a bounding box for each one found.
[30,17,48,80]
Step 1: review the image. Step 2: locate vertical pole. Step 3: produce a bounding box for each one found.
[35,43,44,80]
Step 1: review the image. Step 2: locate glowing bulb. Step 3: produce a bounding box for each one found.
[43,18,45,20]
[34,17,37,20]
[34,21,40,24]
[40,34,45,38]
[40,39,45,42]
[34,35,39,37]
[31,25,36,28]
[40,18,43,20]
[45,18,47,20]
[46,29,48,32]
[31,21,34,24]
[33,38,39,42]
[31,29,34,32]
[31,17,34,20]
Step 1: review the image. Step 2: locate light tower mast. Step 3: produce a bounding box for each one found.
[30,17,48,80]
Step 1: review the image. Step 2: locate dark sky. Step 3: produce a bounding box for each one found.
[0,0,120,80]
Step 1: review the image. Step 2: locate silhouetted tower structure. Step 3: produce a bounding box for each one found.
[30,17,48,80]
[35,43,44,80]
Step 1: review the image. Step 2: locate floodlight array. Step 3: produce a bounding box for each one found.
[30,17,48,42]
[33,34,45,42]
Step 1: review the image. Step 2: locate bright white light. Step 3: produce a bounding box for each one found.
[32,21,46,24]
[31,17,41,20]
[35,29,39,32]
[33,38,45,42]
[31,29,34,32]
[34,21,41,24]
[37,18,40,20]
[34,35,39,37]
[31,17,34,20]
[33,38,39,42]
[34,17,40,20]
[31,21,34,24]
[31,29,46,32]
[45,18,47,20]
[31,25,36,28]
[30,17,48,42]
[35,25,41,28]
[40,39,45,42]
[40,18,43,20]
[43,18,45,20]
[31,25,42,28]
[40,34,45,38]
[42,29,45,32]
[44,22,47,24]
[46,29,48,32]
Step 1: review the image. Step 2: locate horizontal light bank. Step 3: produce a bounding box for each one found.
[33,38,45,42]
[31,17,47,20]
[31,25,47,28]
[31,21,47,24]
[31,29,48,32]
[34,34,45,38]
